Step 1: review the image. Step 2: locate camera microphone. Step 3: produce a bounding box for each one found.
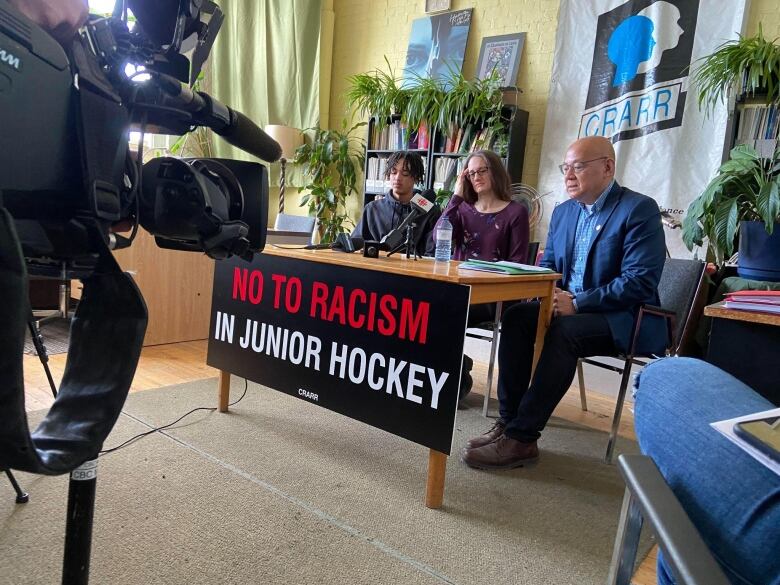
[211,108,283,163]
[155,74,283,163]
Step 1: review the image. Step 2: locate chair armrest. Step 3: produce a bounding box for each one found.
[638,305,675,319]
[616,455,730,585]
[627,304,676,357]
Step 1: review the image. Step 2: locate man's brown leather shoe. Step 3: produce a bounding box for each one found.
[461,435,539,470]
[466,421,506,449]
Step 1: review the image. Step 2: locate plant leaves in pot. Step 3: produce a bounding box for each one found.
[682,144,780,280]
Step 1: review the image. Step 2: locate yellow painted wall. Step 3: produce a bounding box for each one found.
[746,0,780,37]
[328,0,775,222]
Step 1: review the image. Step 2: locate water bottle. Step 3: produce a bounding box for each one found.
[434,217,453,262]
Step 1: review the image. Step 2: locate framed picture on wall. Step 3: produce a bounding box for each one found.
[476,32,526,87]
[401,8,473,88]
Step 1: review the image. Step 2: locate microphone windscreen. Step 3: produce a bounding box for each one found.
[421,188,437,203]
[217,110,283,163]
[409,193,435,215]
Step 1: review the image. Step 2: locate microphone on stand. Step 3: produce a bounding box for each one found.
[379,190,436,252]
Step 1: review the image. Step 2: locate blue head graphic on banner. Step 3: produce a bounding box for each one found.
[582,0,695,143]
[608,16,656,86]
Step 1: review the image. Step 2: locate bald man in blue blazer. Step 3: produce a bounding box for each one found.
[463,136,666,470]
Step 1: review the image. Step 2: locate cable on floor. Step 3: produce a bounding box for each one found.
[99,378,249,455]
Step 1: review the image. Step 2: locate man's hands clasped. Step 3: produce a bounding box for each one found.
[553,287,576,318]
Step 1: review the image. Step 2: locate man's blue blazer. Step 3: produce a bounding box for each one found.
[540,182,666,356]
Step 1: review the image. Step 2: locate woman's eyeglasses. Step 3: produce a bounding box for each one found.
[466,167,490,179]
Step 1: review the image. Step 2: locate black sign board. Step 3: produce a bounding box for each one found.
[206,254,470,454]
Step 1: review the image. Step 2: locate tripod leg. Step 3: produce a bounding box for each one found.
[4,469,29,504]
[28,317,58,399]
[62,459,98,585]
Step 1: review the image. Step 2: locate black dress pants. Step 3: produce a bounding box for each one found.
[497,302,617,442]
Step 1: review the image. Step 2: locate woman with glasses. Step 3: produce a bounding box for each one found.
[436,150,530,402]
[436,150,529,263]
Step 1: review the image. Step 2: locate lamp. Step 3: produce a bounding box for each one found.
[264,124,303,215]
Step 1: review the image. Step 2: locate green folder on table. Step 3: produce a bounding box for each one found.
[457,259,554,275]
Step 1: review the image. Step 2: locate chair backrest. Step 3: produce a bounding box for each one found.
[274,213,317,244]
[657,258,706,353]
[526,241,540,265]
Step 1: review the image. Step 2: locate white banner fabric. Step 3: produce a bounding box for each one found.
[537,0,748,258]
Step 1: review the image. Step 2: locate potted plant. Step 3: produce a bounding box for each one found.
[692,25,780,115]
[682,144,780,278]
[346,61,508,151]
[684,27,780,279]
[345,58,409,132]
[294,121,366,244]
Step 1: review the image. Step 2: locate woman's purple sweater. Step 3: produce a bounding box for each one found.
[437,196,530,262]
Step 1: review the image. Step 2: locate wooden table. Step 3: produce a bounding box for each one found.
[216,248,560,509]
[705,301,780,405]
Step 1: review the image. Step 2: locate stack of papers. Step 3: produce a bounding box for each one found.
[458,259,554,275]
[723,290,780,315]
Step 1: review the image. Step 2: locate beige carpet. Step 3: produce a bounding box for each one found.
[0,378,650,584]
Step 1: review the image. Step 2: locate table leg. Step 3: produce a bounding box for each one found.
[218,370,231,412]
[425,449,448,509]
[532,284,554,373]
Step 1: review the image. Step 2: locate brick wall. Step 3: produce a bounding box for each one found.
[329,0,771,219]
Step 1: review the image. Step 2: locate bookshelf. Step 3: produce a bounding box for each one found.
[362,116,429,205]
[429,106,528,192]
[361,106,529,206]
[725,94,779,160]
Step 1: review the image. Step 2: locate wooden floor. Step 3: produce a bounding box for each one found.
[21,340,657,584]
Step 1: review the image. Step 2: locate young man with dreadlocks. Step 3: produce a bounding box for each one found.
[351,151,477,399]
[352,151,441,258]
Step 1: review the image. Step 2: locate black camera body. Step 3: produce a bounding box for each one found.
[0,0,275,276]
[0,0,278,479]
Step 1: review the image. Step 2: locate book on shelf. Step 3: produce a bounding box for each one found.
[417,123,429,150]
[458,259,554,275]
[433,157,463,191]
[368,118,431,151]
[365,154,427,194]
[736,103,779,157]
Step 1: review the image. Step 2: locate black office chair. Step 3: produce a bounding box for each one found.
[577,258,706,462]
[467,241,540,417]
[607,455,730,585]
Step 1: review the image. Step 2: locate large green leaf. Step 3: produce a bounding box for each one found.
[713,198,740,258]
[756,181,780,225]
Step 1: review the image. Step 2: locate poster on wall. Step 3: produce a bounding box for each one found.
[476,33,526,87]
[402,8,472,87]
[537,0,747,258]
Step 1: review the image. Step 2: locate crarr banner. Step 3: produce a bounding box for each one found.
[207,254,470,455]
[538,0,747,258]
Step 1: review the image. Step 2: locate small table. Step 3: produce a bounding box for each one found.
[705,302,780,405]
[214,248,561,509]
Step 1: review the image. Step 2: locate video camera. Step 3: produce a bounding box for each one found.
[0,0,280,479]
[0,0,280,278]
